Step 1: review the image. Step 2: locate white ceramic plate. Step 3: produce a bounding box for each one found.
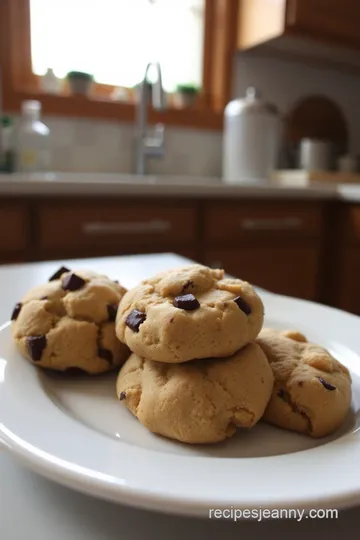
[1,291,360,517]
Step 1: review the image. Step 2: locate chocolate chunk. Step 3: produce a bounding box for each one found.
[98,348,113,363]
[318,377,336,391]
[49,266,70,282]
[11,302,22,321]
[173,294,200,311]
[277,388,286,400]
[120,391,126,401]
[234,296,251,315]
[126,310,146,332]
[27,335,47,362]
[107,304,118,322]
[40,296,48,301]
[114,280,119,284]
[62,272,86,292]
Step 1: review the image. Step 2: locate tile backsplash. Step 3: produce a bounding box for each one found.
[43,117,223,177]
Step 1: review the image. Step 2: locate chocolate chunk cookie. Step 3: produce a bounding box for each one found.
[116,343,274,444]
[11,268,130,374]
[256,329,352,438]
[116,265,264,364]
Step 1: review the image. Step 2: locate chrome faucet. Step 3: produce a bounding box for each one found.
[135,62,166,175]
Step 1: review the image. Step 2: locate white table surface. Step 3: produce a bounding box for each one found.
[0,252,359,539]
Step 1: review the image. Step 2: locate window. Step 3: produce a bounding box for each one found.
[30,0,205,92]
[0,0,238,129]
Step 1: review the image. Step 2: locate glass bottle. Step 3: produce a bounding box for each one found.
[16,100,51,172]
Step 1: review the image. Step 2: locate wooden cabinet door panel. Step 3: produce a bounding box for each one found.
[205,245,320,300]
[0,202,28,253]
[286,0,360,47]
[204,201,323,244]
[38,201,197,251]
[337,248,360,315]
[344,205,360,245]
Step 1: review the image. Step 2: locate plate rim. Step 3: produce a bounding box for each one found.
[2,290,360,517]
[4,424,360,517]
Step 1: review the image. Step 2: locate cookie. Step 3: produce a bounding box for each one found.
[116,265,264,364]
[116,343,274,444]
[11,267,130,374]
[256,329,352,438]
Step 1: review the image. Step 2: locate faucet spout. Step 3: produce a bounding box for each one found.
[135,62,166,176]
[149,62,165,111]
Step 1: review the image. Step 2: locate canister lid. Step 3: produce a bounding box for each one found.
[225,87,279,117]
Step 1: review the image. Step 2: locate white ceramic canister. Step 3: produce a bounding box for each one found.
[223,87,282,184]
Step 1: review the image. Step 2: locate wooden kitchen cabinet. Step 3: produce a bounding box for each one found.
[337,247,360,315]
[0,201,29,262]
[203,200,324,300]
[336,204,360,315]
[0,195,335,306]
[204,200,323,242]
[205,245,320,299]
[36,199,199,260]
[286,0,360,48]
[237,0,360,51]
[343,205,360,243]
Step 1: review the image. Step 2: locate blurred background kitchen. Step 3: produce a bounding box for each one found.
[1,0,360,315]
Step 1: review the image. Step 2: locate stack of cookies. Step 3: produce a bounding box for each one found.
[10,263,352,444]
[115,265,274,444]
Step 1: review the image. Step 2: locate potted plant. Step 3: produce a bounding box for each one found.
[66,71,94,96]
[174,84,199,108]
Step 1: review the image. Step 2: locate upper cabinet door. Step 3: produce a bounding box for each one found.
[286,0,360,47]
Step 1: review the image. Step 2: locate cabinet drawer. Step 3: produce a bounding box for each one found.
[38,201,197,251]
[0,203,28,252]
[204,201,324,243]
[205,245,320,300]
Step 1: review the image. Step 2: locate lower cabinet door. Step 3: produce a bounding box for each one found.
[337,248,360,315]
[205,244,320,300]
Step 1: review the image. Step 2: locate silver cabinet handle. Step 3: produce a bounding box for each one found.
[82,220,171,235]
[240,217,303,231]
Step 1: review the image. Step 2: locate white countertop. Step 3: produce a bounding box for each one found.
[0,252,360,539]
[1,172,360,201]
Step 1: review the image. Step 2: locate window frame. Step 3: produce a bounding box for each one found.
[0,0,238,130]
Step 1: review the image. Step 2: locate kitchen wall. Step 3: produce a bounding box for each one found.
[15,51,360,176]
[234,51,360,154]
